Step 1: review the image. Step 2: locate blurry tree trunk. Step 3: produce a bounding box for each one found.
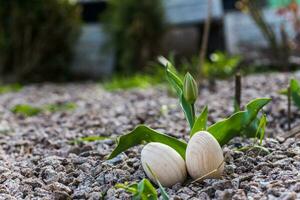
[199,0,212,77]
[246,0,279,58]
[280,23,290,71]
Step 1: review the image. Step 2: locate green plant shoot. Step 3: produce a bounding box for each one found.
[190,106,208,136]
[256,114,267,146]
[108,57,271,163]
[158,56,196,129]
[116,179,158,200]
[108,98,270,160]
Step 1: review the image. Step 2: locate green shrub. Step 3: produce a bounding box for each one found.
[101,0,166,73]
[201,51,241,80]
[0,83,22,94]
[0,0,81,82]
[103,73,163,91]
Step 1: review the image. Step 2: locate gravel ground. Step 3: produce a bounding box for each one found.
[0,72,300,199]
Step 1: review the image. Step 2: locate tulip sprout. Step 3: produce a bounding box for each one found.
[183,72,198,125]
[108,57,271,161]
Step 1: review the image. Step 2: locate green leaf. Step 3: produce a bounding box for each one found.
[179,94,195,128]
[165,63,183,97]
[278,88,288,95]
[257,114,267,145]
[191,106,208,136]
[116,182,138,194]
[157,182,169,200]
[108,125,187,160]
[136,179,158,200]
[146,164,169,200]
[161,58,195,128]
[207,98,271,146]
[290,78,300,109]
[116,179,158,200]
[241,117,260,138]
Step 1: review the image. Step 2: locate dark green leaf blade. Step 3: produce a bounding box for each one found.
[159,57,195,128]
[191,106,208,136]
[207,98,271,146]
[108,125,187,160]
[164,61,183,97]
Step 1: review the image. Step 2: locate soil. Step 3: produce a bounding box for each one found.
[0,72,300,199]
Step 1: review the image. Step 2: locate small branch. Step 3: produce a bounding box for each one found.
[288,85,291,131]
[191,103,196,126]
[235,73,242,110]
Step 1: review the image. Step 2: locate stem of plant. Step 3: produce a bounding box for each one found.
[191,103,196,127]
[235,73,241,110]
[288,84,291,131]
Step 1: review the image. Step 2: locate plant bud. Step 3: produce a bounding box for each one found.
[183,73,198,104]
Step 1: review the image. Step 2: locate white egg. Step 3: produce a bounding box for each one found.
[141,142,187,187]
[186,131,224,181]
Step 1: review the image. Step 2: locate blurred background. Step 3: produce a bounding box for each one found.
[0,0,300,88]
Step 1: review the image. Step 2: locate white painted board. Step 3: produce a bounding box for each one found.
[225,9,294,54]
[164,0,223,25]
[72,24,114,79]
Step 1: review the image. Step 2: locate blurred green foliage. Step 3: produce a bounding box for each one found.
[101,0,166,73]
[103,74,163,91]
[201,51,241,79]
[11,102,77,117]
[11,104,42,117]
[168,52,240,80]
[44,102,77,112]
[0,83,22,94]
[0,0,81,82]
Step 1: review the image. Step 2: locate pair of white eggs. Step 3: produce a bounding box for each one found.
[141,131,224,187]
